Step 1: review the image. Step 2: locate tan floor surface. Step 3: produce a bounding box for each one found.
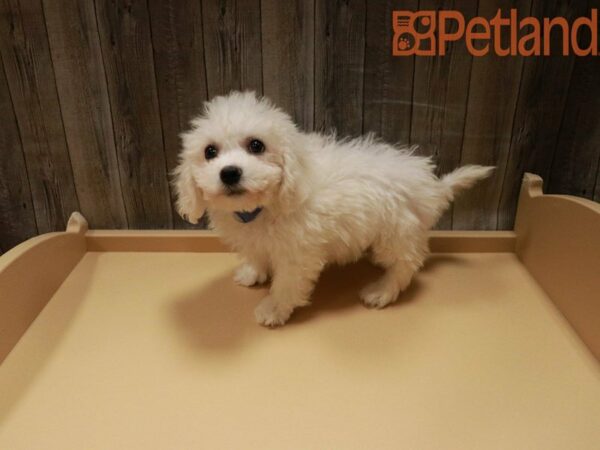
[0,252,599,449]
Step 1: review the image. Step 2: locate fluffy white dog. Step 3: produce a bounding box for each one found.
[174,91,492,326]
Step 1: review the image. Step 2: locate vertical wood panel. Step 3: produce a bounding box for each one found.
[452,0,532,230]
[410,0,477,229]
[363,0,416,143]
[0,55,37,252]
[261,0,315,131]
[43,0,127,229]
[548,0,600,200]
[497,0,587,230]
[595,163,600,202]
[1,2,599,248]
[201,0,263,97]
[94,0,172,228]
[0,0,79,233]
[148,0,208,228]
[315,0,365,136]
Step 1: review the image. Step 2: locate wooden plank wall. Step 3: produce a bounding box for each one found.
[1,0,599,251]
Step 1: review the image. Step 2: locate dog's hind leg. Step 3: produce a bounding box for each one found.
[360,233,428,308]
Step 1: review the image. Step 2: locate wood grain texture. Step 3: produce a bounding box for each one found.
[410,0,477,229]
[94,0,172,228]
[0,0,79,233]
[497,0,586,230]
[261,0,314,131]
[547,1,600,200]
[148,0,208,229]
[363,0,416,143]
[596,160,600,202]
[0,1,599,251]
[43,0,127,229]
[315,0,366,137]
[453,0,532,230]
[201,0,263,97]
[0,54,37,252]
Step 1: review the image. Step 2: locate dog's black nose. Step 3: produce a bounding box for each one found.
[220,165,242,186]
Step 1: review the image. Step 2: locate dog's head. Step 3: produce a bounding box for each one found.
[173,91,304,223]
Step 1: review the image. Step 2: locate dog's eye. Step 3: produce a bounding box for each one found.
[248,139,265,154]
[204,145,218,160]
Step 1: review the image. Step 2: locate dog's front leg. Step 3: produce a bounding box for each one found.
[254,257,323,327]
[234,255,270,287]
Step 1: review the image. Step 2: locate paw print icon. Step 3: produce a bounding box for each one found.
[392,11,436,56]
[396,34,415,51]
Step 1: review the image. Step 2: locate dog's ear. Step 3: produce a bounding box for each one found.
[278,132,309,209]
[172,158,205,224]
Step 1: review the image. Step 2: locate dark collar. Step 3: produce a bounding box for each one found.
[234,207,263,223]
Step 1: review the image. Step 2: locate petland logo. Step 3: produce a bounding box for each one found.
[393,9,598,56]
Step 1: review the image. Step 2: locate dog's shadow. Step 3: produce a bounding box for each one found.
[171,255,460,353]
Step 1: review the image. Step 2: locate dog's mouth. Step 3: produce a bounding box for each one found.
[224,186,246,197]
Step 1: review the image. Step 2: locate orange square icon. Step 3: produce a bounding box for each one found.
[392,11,437,56]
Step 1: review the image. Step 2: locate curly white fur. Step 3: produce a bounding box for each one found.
[174,91,493,326]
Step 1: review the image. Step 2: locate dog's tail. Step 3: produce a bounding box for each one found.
[441,165,494,201]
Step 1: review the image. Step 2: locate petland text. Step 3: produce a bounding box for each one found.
[393,9,598,56]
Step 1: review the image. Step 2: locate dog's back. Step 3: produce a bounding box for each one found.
[301,132,492,231]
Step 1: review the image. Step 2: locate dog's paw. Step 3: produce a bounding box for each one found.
[234,263,268,287]
[359,282,399,309]
[254,296,292,327]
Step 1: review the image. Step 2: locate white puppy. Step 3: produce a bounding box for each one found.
[174,91,492,326]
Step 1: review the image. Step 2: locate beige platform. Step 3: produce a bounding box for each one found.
[0,174,599,449]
